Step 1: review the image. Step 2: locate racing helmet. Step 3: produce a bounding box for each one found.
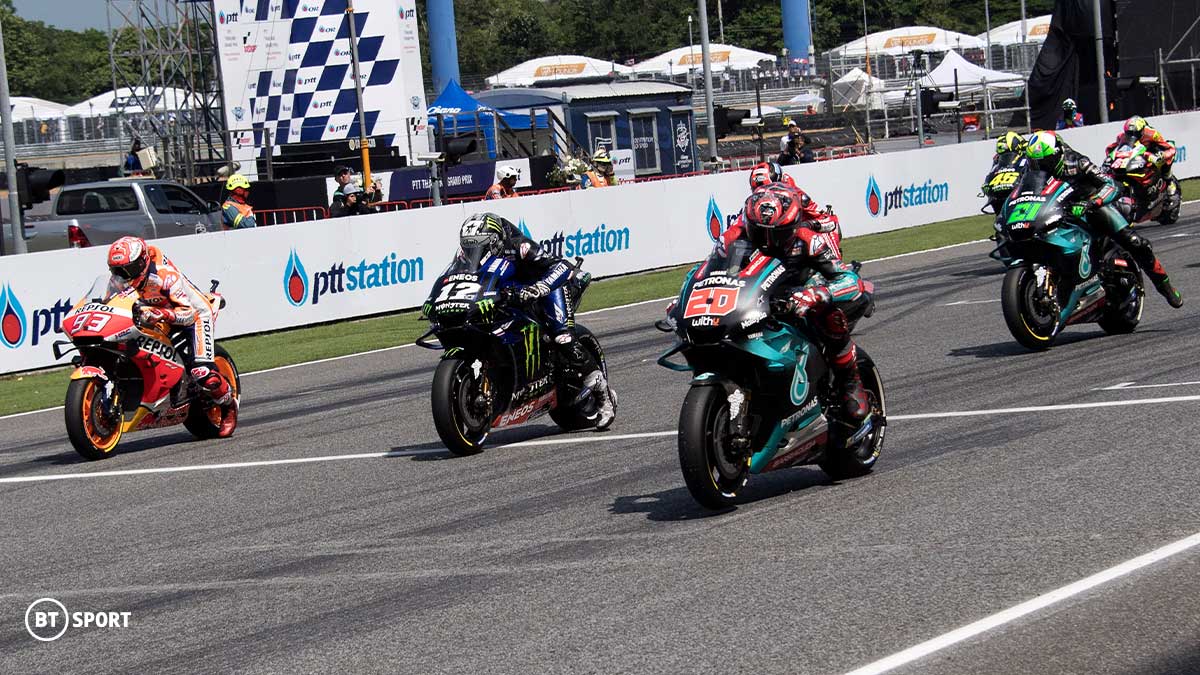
[1062,98,1077,113]
[996,131,1027,155]
[1026,130,1063,172]
[107,236,150,286]
[743,186,801,258]
[458,213,505,262]
[1123,115,1148,143]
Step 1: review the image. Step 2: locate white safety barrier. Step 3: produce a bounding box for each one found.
[2,112,1198,373]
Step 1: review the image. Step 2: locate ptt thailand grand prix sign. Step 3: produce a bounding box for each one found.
[283,249,426,307]
[864,174,951,218]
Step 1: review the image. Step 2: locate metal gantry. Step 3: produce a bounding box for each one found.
[106,0,228,182]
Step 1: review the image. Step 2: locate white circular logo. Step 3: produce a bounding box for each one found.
[25,598,69,642]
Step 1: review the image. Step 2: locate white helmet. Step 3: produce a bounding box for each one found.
[496,165,520,181]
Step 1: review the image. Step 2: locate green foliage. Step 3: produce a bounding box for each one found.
[0,4,115,104]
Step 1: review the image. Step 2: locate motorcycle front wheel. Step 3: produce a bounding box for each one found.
[677,384,747,509]
[1001,265,1060,350]
[64,376,123,460]
[431,356,493,455]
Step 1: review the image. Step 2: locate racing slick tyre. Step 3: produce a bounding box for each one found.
[64,376,123,460]
[1001,266,1059,351]
[678,384,747,509]
[432,356,491,456]
[550,326,608,431]
[185,345,241,440]
[819,354,887,480]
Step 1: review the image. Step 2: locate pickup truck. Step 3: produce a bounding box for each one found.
[4,179,223,253]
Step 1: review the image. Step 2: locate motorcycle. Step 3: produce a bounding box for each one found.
[981,153,1028,265]
[417,250,609,456]
[1106,141,1180,225]
[993,169,1145,351]
[53,276,240,460]
[656,239,887,509]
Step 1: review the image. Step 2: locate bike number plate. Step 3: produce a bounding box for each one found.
[683,286,739,318]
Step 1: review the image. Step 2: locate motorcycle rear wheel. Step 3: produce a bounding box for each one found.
[185,345,241,440]
[1098,265,1144,336]
[432,356,491,455]
[1001,266,1059,351]
[64,377,123,460]
[819,359,887,479]
[678,385,747,509]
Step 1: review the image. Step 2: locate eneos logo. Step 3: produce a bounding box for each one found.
[865,173,949,218]
[517,220,630,258]
[283,250,425,307]
[0,283,73,350]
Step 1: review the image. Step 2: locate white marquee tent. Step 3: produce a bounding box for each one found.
[830,26,986,57]
[831,67,886,109]
[882,51,1025,105]
[632,43,776,75]
[977,15,1053,46]
[63,87,198,117]
[9,96,69,121]
[487,55,632,87]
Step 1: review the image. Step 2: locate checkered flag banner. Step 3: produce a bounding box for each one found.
[214,0,429,177]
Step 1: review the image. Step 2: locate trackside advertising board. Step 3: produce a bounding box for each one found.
[3,113,1199,373]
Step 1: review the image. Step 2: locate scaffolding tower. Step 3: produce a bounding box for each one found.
[107,0,228,183]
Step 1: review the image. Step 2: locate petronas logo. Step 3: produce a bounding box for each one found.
[521,323,540,377]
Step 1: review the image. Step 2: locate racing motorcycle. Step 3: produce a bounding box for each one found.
[53,276,240,460]
[1105,141,1181,225]
[982,154,1028,265]
[993,169,1145,351]
[418,251,609,456]
[656,239,887,509]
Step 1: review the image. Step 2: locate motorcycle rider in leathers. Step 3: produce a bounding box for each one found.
[1103,115,1181,208]
[728,184,871,424]
[445,212,617,429]
[1026,131,1183,308]
[104,236,234,409]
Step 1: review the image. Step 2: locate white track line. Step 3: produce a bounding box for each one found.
[844,530,1200,675]
[3,395,1197,484]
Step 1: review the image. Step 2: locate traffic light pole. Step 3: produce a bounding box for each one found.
[347,2,372,190]
[0,15,25,255]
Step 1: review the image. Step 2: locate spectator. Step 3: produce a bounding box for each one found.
[485,165,520,200]
[124,139,144,174]
[333,165,384,208]
[330,183,376,217]
[778,118,801,154]
[221,174,257,230]
[1056,98,1086,129]
[777,132,813,166]
[581,148,619,189]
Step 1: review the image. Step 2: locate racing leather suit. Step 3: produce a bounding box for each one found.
[479,214,616,427]
[108,246,230,403]
[981,151,1028,214]
[1050,142,1182,307]
[723,188,870,422]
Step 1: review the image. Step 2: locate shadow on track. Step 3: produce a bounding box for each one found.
[610,468,834,521]
[393,424,567,462]
[948,331,1102,358]
[0,431,196,478]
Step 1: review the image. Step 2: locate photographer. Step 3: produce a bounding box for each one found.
[778,118,801,154]
[330,184,376,218]
[777,132,814,166]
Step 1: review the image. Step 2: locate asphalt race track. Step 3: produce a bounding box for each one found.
[3,208,1200,674]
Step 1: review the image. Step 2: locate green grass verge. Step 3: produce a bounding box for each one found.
[0,190,1163,417]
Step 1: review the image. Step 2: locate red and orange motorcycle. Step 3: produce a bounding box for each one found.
[53,276,241,460]
[1105,141,1181,225]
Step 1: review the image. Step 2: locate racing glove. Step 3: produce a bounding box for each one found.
[517,281,552,303]
[139,306,176,325]
[786,287,832,318]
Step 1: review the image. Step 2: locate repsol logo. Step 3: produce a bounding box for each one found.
[865,174,950,217]
[518,220,631,259]
[283,249,425,307]
[0,284,72,349]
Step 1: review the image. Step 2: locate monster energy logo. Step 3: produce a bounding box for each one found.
[476,298,495,322]
[521,323,540,378]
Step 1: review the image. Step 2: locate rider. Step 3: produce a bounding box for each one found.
[1105,115,1180,203]
[982,131,1029,213]
[453,212,616,429]
[1026,131,1183,308]
[1056,98,1085,129]
[105,236,234,407]
[748,160,797,190]
[726,184,870,423]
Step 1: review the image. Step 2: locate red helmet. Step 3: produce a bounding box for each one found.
[107,236,150,285]
[743,185,801,257]
[748,161,796,190]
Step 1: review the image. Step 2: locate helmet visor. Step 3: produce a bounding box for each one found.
[109,256,147,281]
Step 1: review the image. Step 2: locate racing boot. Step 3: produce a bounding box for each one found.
[192,364,233,406]
[583,369,617,431]
[1112,226,1184,308]
[831,347,869,423]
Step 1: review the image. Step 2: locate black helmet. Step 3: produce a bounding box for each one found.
[459,213,506,264]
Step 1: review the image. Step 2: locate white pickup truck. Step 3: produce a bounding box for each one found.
[6,178,223,253]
